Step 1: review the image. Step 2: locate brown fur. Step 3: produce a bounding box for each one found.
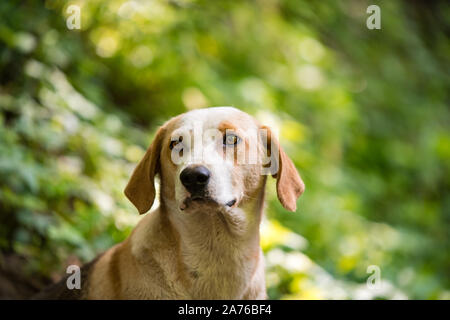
[35,107,304,300]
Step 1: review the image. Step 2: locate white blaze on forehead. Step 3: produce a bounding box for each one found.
[172,107,255,205]
[178,106,250,128]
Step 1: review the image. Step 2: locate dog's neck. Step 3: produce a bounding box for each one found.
[160,181,266,299]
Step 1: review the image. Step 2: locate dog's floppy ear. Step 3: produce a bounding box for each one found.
[261,125,305,212]
[124,126,166,214]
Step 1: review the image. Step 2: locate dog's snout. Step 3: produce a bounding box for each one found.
[180,166,211,193]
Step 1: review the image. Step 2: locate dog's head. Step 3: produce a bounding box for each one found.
[124,107,304,217]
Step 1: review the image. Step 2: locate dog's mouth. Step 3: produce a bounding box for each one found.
[180,195,237,210]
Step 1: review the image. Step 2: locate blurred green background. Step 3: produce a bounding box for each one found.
[0,0,449,299]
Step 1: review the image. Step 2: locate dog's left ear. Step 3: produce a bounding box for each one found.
[261,125,305,212]
[124,126,166,214]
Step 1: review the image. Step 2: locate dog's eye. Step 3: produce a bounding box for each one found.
[223,133,240,146]
[170,136,183,150]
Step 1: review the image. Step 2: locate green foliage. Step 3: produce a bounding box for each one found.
[0,0,449,299]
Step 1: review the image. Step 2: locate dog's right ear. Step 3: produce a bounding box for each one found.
[124,126,166,214]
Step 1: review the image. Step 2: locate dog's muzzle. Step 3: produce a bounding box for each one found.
[179,165,237,210]
[180,165,211,195]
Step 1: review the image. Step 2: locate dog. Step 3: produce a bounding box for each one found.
[34,106,304,299]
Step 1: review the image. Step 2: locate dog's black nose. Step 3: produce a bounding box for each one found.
[180,166,211,193]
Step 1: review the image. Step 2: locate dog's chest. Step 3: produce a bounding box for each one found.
[183,243,257,299]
